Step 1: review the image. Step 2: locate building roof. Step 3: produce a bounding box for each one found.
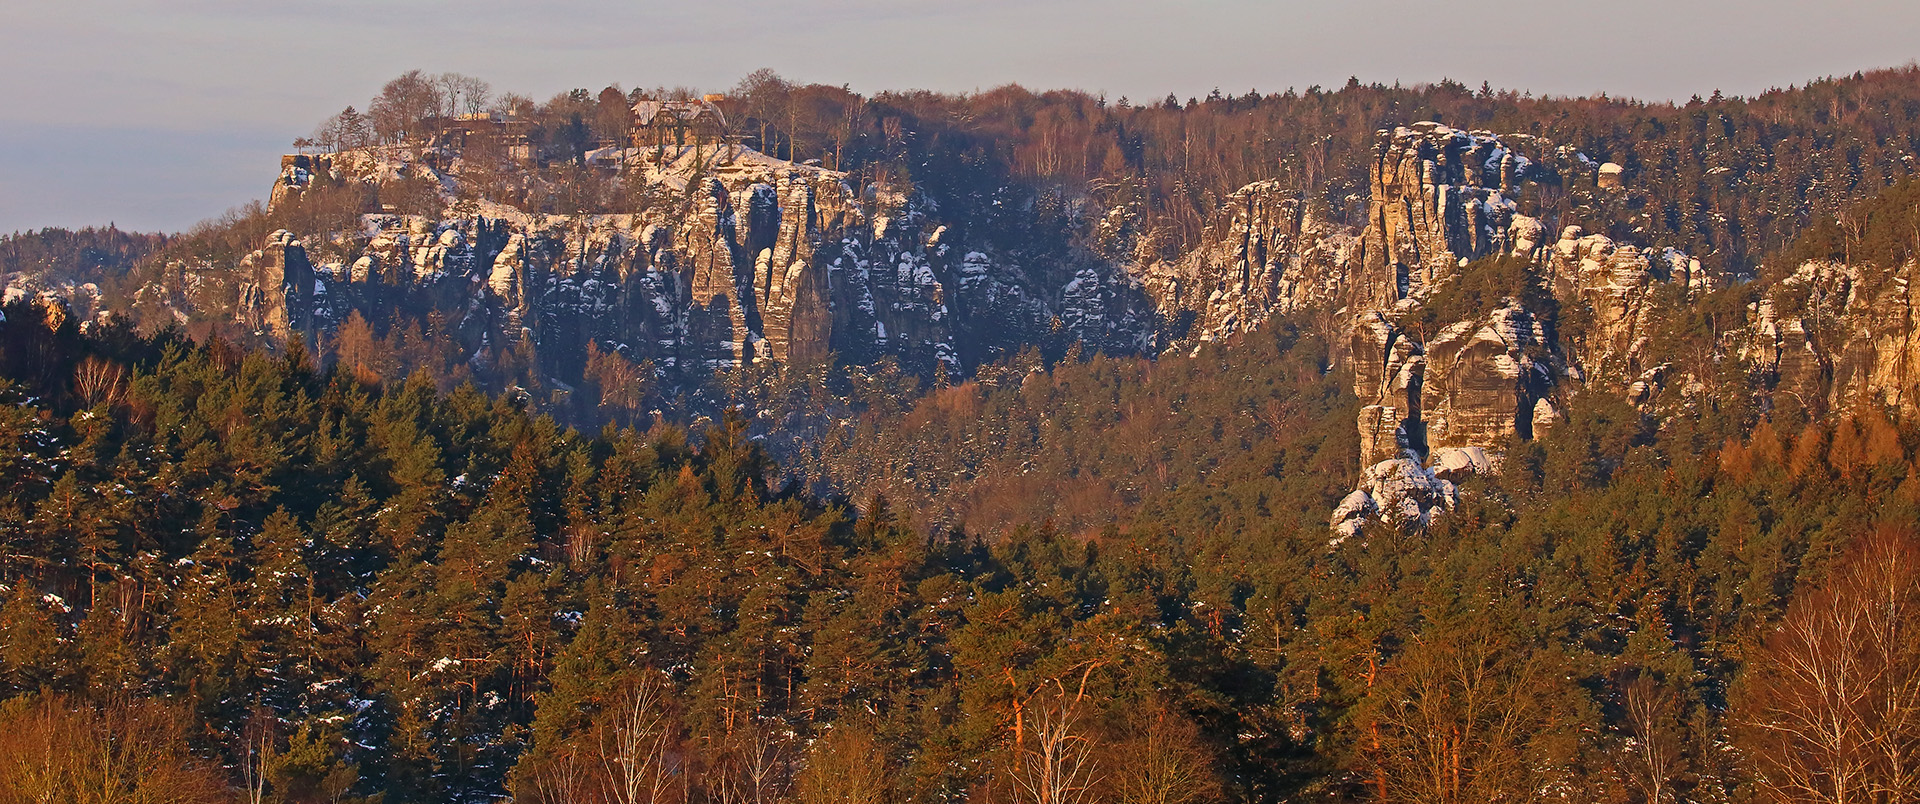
[631,99,727,129]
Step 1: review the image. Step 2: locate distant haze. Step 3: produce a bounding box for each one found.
[3,0,1915,234]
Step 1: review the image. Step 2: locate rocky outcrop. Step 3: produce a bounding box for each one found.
[683,177,753,369]
[1350,301,1561,465]
[1743,259,1920,417]
[1320,125,1721,533]
[1137,181,1355,346]
[1359,124,1535,309]
[1352,312,1426,464]
[162,124,1764,535]
[170,143,1163,395]
[754,177,831,364]
[1546,227,1714,384]
[235,230,316,342]
[1128,124,1637,478]
[1330,457,1461,542]
[1419,301,1557,450]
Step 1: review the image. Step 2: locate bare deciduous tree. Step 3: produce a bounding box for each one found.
[1620,673,1686,804]
[73,355,126,408]
[1106,702,1221,804]
[240,707,278,804]
[524,743,589,804]
[431,72,491,119]
[0,694,230,804]
[1358,609,1575,804]
[369,70,442,144]
[603,675,685,804]
[796,726,889,804]
[729,721,792,804]
[1735,528,1920,804]
[1012,672,1104,804]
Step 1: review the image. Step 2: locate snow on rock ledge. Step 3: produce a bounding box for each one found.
[1329,457,1460,543]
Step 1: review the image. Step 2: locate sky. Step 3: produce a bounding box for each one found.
[2,0,1916,234]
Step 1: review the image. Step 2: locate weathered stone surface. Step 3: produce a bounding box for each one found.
[1330,458,1459,541]
[1742,259,1920,417]
[1544,228,1715,385]
[1597,162,1625,190]
[1420,301,1554,449]
[1430,446,1493,483]
[235,230,316,343]
[753,175,830,364]
[1321,128,1718,533]
[1360,124,1530,309]
[1136,180,1355,346]
[164,128,1770,536]
[183,142,1171,392]
[684,177,753,369]
[1351,313,1427,465]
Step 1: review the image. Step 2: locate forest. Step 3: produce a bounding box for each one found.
[11,66,1920,429]
[4,268,1920,803]
[285,65,1920,276]
[8,66,1920,804]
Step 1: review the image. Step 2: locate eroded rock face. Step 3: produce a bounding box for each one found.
[1330,458,1459,542]
[1090,122,1724,519]
[235,230,317,343]
[1137,180,1356,346]
[168,127,1783,541]
[755,176,831,364]
[1546,227,1714,385]
[1350,301,1561,466]
[1742,259,1920,417]
[1324,125,1719,534]
[1360,124,1533,309]
[1352,312,1425,465]
[176,144,1167,391]
[1420,301,1556,450]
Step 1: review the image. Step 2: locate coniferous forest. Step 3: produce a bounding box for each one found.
[10,64,1920,804]
[7,284,1920,804]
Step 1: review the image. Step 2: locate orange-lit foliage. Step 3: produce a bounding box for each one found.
[0,694,234,804]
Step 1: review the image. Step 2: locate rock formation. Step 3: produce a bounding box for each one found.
[1136,180,1355,347]
[164,143,1166,398]
[218,127,1708,491]
[1304,126,1716,536]
[1742,259,1920,417]
[235,229,316,342]
[161,122,1916,542]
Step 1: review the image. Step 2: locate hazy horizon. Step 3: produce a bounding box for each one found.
[4,0,1917,234]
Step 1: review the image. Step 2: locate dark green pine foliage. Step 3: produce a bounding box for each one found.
[8,278,1920,803]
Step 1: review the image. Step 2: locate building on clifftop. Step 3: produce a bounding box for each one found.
[631,98,731,149]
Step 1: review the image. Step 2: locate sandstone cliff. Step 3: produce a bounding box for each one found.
[1743,258,1920,418]
[182,144,1162,402]
[142,124,1920,541]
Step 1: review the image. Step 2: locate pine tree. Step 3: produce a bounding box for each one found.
[0,584,62,691]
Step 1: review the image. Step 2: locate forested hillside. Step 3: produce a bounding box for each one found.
[99,65,1920,428]
[7,277,1920,802]
[0,226,167,318]
[11,63,1920,804]
[783,328,1355,537]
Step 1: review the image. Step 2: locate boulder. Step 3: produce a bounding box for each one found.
[1430,446,1492,482]
[1597,162,1625,190]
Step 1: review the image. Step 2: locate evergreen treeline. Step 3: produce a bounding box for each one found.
[0,226,165,281]
[726,66,1920,275]
[779,330,1356,537]
[0,226,168,314]
[303,65,1920,275]
[6,289,1920,804]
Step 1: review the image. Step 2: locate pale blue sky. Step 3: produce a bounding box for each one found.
[3,0,1915,233]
